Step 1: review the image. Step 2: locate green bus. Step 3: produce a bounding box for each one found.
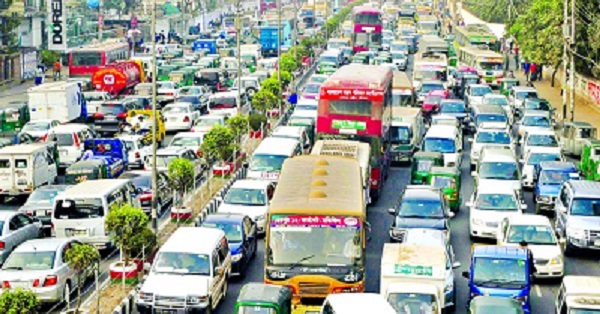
[454,24,498,51]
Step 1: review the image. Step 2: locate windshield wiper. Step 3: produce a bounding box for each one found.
[289,255,315,270]
[399,215,432,219]
[3,266,23,270]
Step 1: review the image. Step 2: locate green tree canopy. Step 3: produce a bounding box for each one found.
[252,89,279,113]
[106,204,149,264]
[201,124,236,163]
[64,243,100,312]
[0,288,39,314]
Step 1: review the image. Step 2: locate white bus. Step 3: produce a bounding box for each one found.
[458,47,505,87]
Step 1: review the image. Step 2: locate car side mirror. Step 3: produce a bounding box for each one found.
[388,208,396,215]
[462,271,470,279]
[520,204,528,210]
[452,262,461,269]
[560,207,567,213]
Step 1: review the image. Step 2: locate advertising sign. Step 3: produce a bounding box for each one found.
[588,81,600,105]
[320,88,385,101]
[270,215,361,229]
[48,0,67,51]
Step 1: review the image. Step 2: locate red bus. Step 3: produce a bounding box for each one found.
[317,64,393,200]
[68,42,130,78]
[352,6,383,52]
[260,0,277,13]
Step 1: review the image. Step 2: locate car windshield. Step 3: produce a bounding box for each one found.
[170,136,202,147]
[319,56,338,64]
[202,221,243,242]
[522,115,551,127]
[163,105,189,114]
[527,134,558,147]
[423,138,456,154]
[391,126,411,144]
[237,306,277,314]
[303,84,320,94]
[479,62,503,70]
[224,188,266,206]
[49,133,74,146]
[525,100,551,111]
[506,225,556,245]
[23,122,50,132]
[475,193,519,211]
[476,114,507,127]
[157,82,176,89]
[25,188,65,205]
[391,52,405,59]
[387,293,437,314]
[570,198,600,216]
[473,257,527,288]
[122,174,152,188]
[99,104,125,115]
[479,162,519,180]
[569,310,600,314]
[54,198,104,219]
[484,97,509,107]
[515,91,539,100]
[152,252,210,275]
[420,83,444,93]
[414,159,435,172]
[440,102,466,113]
[250,154,287,172]
[476,131,511,144]
[153,154,178,168]
[527,153,561,166]
[178,88,201,95]
[470,86,492,97]
[2,251,56,271]
[399,198,445,218]
[539,170,573,185]
[196,118,222,127]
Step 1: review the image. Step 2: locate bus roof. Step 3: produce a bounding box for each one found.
[353,5,380,14]
[456,24,496,37]
[269,155,365,217]
[70,41,129,52]
[321,64,393,91]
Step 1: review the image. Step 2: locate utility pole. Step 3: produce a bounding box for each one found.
[508,0,513,21]
[325,0,328,43]
[98,0,103,40]
[277,0,282,112]
[562,0,568,121]
[151,0,159,233]
[236,0,242,111]
[569,0,575,121]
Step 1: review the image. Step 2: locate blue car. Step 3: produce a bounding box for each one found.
[534,161,579,214]
[200,213,257,276]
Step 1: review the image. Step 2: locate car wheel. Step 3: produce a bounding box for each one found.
[63,282,71,305]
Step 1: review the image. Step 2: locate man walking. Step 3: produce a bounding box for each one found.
[523,61,530,81]
[53,59,61,81]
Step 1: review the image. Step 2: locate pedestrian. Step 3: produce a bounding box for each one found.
[514,50,520,70]
[530,63,538,81]
[287,89,298,107]
[523,61,530,81]
[509,40,514,54]
[34,66,44,85]
[537,64,543,81]
[53,59,61,81]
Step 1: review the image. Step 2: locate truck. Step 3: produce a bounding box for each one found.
[311,139,372,204]
[555,276,600,313]
[83,138,128,178]
[91,60,144,96]
[192,39,217,54]
[260,26,280,57]
[380,243,446,314]
[27,81,86,123]
[390,107,423,163]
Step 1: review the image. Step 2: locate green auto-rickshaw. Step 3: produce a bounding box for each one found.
[234,283,292,314]
[411,152,443,184]
[428,166,461,212]
[169,69,194,86]
[65,160,108,185]
[499,78,520,96]
[207,54,221,67]
[352,54,369,64]
[157,65,181,81]
[2,102,30,132]
[318,61,338,75]
[579,139,600,181]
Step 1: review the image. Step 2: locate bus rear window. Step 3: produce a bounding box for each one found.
[329,100,371,116]
[54,198,104,219]
[71,52,102,66]
[0,160,9,168]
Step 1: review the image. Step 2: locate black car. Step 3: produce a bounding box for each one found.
[194,69,224,92]
[388,185,453,242]
[200,213,257,276]
[93,99,144,135]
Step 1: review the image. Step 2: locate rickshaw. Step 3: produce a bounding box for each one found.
[65,159,108,184]
[410,151,443,184]
[427,166,461,212]
[207,54,221,67]
[317,61,338,75]
[559,121,597,156]
[241,54,257,68]
[126,109,167,146]
[234,283,292,314]
[579,139,600,181]
[2,102,30,132]
[448,56,457,67]
[157,65,181,81]
[168,69,194,86]
[352,54,369,64]
[499,78,520,96]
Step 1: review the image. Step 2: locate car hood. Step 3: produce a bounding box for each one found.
[468,96,484,105]
[218,203,267,220]
[477,179,521,192]
[442,112,467,119]
[536,184,561,196]
[141,273,209,296]
[471,209,521,224]
[567,216,600,230]
[395,217,447,230]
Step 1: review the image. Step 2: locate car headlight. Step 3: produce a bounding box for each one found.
[567,227,585,239]
[186,295,207,304]
[472,218,483,226]
[550,256,563,265]
[138,292,153,302]
[255,214,265,221]
[232,253,243,262]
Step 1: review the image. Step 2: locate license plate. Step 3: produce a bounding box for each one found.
[594,240,600,247]
[261,172,278,179]
[11,281,29,288]
[9,189,19,196]
[156,310,178,314]
[68,229,87,236]
[60,150,68,156]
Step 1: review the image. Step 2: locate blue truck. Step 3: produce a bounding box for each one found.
[462,245,532,313]
[259,20,293,57]
[192,39,217,54]
[533,161,579,214]
[84,138,128,178]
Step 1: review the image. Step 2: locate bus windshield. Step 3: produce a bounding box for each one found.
[268,215,362,267]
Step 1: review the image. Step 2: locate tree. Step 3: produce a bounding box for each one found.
[261,77,282,95]
[201,125,236,165]
[280,71,292,86]
[280,54,298,72]
[0,288,39,314]
[167,158,196,214]
[252,89,278,113]
[105,204,148,277]
[226,114,249,144]
[0,14,22,54]
[64,244,100,312]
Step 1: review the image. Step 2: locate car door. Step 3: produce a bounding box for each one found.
[555,186,571,236]
[19,213,39,239]
[8,215,25,249]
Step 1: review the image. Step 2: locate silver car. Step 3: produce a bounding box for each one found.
[0,238,91,304]
[0,211,42,264]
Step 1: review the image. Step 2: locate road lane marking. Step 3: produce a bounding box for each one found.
[534,284,542,297]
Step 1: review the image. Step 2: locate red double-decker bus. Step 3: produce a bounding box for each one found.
[317,64,393,200]
[68,42,130,78]
[352,6,383,52]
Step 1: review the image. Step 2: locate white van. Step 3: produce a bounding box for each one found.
[247,137,302,181]
[46,124,98,169]
[270,126,311,154]
[136,227,231,313]
[422,125,463,168]
[0,143,58,201]
[321,293,396,314]
[51,179,140,250]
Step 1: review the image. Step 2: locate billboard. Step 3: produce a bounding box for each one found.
[48,0,67,51]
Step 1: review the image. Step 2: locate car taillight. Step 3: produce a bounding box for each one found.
[33,279,40,287]
[41,134,47,141]
[135,152,140,158]
[93,112,104,120]
[0,241,5,249]
[73,133,80,148]
[2,281,10,289]
[26,212,32,216]
[117,112,128,119]
[140,194,152,201]
[43,275,58,287]
[183,116,190,123]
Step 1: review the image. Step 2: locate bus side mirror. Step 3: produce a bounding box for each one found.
[462,271,470,279]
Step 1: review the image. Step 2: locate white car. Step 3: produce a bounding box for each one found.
[168,132,204,156]
[465,84,493,107]
[309,74,329,84]
[517,110,553,140]
[497,215,564,278]
[144,147,204,179]
[468,127,514,170]
[231,76,261,97]
[156,81,180,98]
[509,86,538,112]
[294,99,318,114]
[466,185,525,239]
[520,146,563,188]
[19,119,61,140]
[191,115,228,133]
[162,102,199,131]
[482,94,513,124]
[118,134,152,169]
[473,147,521,194]
[217,180,276,234]
[391,51,408,71]
[521,129,560,157]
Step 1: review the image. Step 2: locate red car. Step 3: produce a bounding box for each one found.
[422,90,451,113]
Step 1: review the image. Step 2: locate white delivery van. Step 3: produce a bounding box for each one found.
[247,137,302,182]
[391,107,423,163]
[28,81,83,123]
[51,179,140,250]
[136,227,231,313]
[321,293,396,314]
[0,143,58,201]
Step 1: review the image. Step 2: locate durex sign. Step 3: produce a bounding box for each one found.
[48,0,67,51]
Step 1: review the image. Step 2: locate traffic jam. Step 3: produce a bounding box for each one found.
[0,0,599,313]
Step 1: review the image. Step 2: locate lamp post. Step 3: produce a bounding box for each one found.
[277,0,282,113]
[150,0,159,233]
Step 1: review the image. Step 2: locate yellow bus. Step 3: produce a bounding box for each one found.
[458,47,505,86]
[265,155,367,313]
[454,24,498,51]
